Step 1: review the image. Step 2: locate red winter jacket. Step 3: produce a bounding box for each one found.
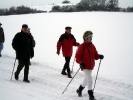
[57,33,77,57]
[76,42,99,70]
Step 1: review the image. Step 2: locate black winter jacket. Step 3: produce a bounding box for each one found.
[12,31,34,60]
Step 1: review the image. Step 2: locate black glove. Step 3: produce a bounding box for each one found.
[99,54,104,60]
[31,55,34,59]
[56,51,60,55]
[80,63,85,68]
[76,42,80,46]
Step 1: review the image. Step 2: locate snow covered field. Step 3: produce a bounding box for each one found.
[0,12,133,100]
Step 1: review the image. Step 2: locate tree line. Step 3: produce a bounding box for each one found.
[52,0,133,12]
[0,0,133,15]
[0,5,46,16]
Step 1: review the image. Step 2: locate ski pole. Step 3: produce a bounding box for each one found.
[62,68,80,94]
[71,48,78,73]
[10,58,17,80]
[93,59,102,91]
[71,57,76,73]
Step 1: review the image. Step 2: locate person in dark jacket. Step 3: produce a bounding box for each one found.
[75,31,104,100]
[56,26,80,78]
[0,23,5,57]
[12,24,34,83]
[27,28,36,65]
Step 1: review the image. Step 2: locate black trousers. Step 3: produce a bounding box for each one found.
[15,59,29,80]
[63,57,71,73]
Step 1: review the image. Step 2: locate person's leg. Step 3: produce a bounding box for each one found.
[29,59,31,66]
[0,42,3,56]
[83,70,96,100]
[14,60,25,80]
[61,57,68,75]
[76,69,88,97]
[65,57,72,78]
[65,57,71,73]
[81,75,88,88]
[23,59,30,82]
[83,70,93,90]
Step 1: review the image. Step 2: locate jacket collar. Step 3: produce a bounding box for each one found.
[83,42,92,47]
[65,32,71,36]
[84,41,92,45]
[21,30,28,34]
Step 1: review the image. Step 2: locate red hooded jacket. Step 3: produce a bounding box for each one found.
[57,33,77,57]
[76,42,99,70]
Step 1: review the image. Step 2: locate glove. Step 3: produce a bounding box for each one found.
[80,63,85,68]
[76,42,80,46]
[31,56,34,59]
[99,54,104,60]
[56,51,60,55]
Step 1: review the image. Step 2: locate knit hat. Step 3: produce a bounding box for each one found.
[22,24,28,28]
[65,26,72,30]
[83,31,93,41]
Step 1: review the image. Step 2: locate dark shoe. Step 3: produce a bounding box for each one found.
[0,54,1,57]
[88,90,96,100]
[23,79,30,83]
[61,70,67,75]
[14,73,19,80]
[68,72,72,78]
[89,97,96,100]
[76,85,85,97]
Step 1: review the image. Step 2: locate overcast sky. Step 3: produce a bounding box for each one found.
[0,0,133,8]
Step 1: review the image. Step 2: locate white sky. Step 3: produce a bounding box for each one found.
[0,0,133,8]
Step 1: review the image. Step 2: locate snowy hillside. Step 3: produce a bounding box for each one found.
[28,3,75,12]
[0,12,133,100]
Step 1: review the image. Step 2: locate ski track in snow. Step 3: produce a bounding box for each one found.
[0,54,133,100]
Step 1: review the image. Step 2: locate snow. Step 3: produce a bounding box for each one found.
[0,12,133,100]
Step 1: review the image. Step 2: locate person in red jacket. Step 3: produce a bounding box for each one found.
[56,26,80,78]
[75,31,104,100]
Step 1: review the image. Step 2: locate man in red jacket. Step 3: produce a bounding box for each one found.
[75,31,104,100]
[56,26,80,78]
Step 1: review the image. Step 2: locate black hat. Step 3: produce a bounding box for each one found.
[0,23,2,25]
[65,26,72,30]
[22,24,28,28]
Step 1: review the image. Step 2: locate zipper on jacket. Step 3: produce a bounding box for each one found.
[88,44,92,69]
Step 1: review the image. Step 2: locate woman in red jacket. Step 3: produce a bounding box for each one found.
[56,26,79,78]
[75,31,104,100]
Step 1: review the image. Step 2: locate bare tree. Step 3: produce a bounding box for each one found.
[106,0,119,10]
[62,0,71,4]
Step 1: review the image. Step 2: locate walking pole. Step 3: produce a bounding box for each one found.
[71,48,78,73]
[62,68,80,94]
[10,58,17,80]
[93,59,102,91]
[71,57,76,73]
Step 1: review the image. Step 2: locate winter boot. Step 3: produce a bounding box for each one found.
[14,73,19,80]
[67,72,72,78]
[0,54,1,57]
[76,85,85,97]
[88,90,96,100]
[23,79,30,83]
[61,69,67,75]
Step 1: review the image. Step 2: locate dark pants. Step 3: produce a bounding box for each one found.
[15,59,29,80]
[63,57,71,73]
